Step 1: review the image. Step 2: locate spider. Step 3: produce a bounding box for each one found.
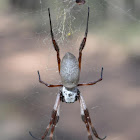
[76,0,86,5]
[29,7,106,140]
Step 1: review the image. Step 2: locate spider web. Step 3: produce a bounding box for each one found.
[4,0,140,140]
[35,0,140,75]
[26,1,140,140]
[38,0,88,48]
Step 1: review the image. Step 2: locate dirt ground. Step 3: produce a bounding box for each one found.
[0,11,140,140]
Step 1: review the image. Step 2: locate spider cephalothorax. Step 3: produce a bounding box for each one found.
[61,86,80,103]
[29,7,106,140]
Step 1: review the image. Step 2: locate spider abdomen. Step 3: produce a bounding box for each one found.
[60,52,80,88]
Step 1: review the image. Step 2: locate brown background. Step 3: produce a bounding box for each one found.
[0,0,140,140]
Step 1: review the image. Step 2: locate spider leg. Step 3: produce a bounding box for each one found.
[49,104,60,140]
[41,93,60,140]
[29,113,54,140]
[85,109,107,140]
[29,131,41,140]
[80,95,107,140]
[79,95,93,140]
[78,7,89,70]
[37,71,63,87]
[29,93,60,140]
[48,8,61,73]
[78,67,103,86]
